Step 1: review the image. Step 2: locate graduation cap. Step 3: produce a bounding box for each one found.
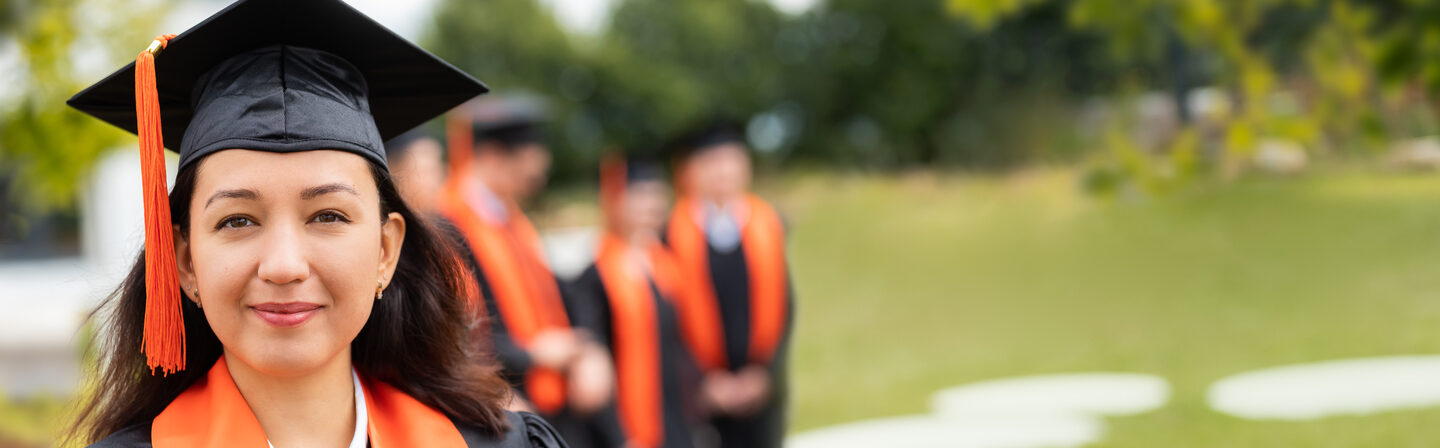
[384,128,438,161]
[665,118,749,162]
[443,95,547,182]
[467,95,548,148]
[66,0,487,375]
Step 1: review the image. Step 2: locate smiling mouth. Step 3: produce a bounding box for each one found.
[250,302,322,327]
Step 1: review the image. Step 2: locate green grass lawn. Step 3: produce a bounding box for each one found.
[780,168,1440,446]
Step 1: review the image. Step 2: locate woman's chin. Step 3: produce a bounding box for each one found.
[230,341,345,377]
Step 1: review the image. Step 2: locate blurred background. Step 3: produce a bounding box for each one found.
[7,0,1440,446]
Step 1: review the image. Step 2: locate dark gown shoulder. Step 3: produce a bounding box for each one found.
[457,411,569,448]
[86,423,151,448]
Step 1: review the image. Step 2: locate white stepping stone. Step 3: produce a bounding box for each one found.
[932,373,1171,418]
[1208,355,1440,420]
[786,414,1103,448]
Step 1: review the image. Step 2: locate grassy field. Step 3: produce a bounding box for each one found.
[11,167,1440,446]
[780,168,1440,447]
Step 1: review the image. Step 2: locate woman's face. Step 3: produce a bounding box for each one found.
[175,149,406,377]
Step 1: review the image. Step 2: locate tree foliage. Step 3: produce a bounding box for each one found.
[0,0,167,212]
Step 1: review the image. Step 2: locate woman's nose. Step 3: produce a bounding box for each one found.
[255,221,311,286]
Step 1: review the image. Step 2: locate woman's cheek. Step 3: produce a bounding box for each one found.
[314,233,381,331]
[192,242,256,345]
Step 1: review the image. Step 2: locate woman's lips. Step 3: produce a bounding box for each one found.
[251,302,322,327]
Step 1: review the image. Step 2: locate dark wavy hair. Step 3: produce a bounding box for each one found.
[68,156,510,444]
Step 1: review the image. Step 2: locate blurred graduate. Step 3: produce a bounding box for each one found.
[566,153,705,448]
[664,121,795,448]
[439,97,622,447]
[382,129,446,217]
[64,0,565,446]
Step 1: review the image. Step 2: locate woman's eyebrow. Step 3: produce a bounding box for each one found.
[205,188,260,209]
[300,183,359,200]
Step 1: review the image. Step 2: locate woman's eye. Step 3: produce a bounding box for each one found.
[218,216,253,229]
[311,211,350,224]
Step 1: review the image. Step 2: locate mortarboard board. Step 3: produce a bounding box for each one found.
[443,95,547,181]
[467,95,548,147]
[384,128,438,160]
[665,119,749,162]
[66,0,487,375]
[68,0,486,169]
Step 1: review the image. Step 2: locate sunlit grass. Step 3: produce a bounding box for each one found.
[0,394,69,447]
[781,167,1440,446]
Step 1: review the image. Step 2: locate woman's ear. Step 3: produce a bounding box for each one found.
[174,226,200,306]
[378,212,406,284]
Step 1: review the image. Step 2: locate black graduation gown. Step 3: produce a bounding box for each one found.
[661,227,796,448]
[436,217,549,393]
[88,410,568,448]
[567,264,704,448]
[437,218,625,448]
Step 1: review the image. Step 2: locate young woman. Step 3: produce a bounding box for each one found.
[566,155,704,448]
[64,0,566,446]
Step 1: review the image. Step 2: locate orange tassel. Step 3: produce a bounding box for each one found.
[445,107,474,187]
[135,34,185,375]
[599,152,626,228]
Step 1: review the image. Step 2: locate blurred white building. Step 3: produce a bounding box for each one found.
[0,149,165,398]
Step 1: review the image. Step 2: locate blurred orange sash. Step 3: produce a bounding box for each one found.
[666,194,788,371]
[439,186,570,413]
[152,356,466,448]
[596,233,685,447]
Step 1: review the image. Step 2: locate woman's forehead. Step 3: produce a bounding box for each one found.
[193,149,378,196]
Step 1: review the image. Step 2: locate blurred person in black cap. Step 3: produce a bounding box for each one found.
[439,97,620,447]
[567,153,705,448]
[383,129,446,216]
[664,121,794,448]
[63,0,567,446]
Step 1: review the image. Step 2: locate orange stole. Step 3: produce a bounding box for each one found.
[666,195,789,371]
[595,234,682,447]
[152,356,466,448]
[439,186,570,413]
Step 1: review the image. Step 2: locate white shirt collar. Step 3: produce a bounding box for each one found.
[265,368,367,448]
[349,369,369,448]
[465,176,510,224]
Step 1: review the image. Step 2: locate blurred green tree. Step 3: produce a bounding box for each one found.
[780,0,1123,168]
[427,0,789,182]
[0,0,167,212]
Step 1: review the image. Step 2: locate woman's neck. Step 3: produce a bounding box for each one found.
[225,349,357,448]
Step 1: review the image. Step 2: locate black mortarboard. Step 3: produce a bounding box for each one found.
[624,159,666,184]
[621,149,667,184]
[65,0,487,376]
[466,95,548,148]
[666,119,749,161]
[67,0,488,170]
[384,128,436,160]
